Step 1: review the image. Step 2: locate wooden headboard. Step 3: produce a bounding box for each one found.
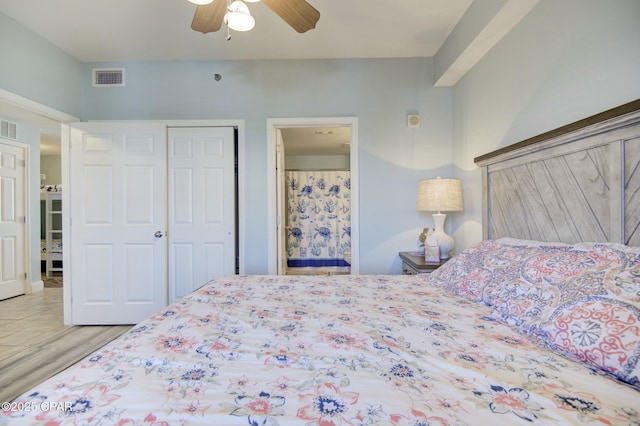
[474,99,640,246]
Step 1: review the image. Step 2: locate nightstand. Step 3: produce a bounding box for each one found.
[399,251,446,275]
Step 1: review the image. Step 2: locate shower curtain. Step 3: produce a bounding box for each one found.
[286,170,351,267]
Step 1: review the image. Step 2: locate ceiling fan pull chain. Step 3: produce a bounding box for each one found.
[224,0,232,40]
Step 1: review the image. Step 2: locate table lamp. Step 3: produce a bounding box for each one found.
[416,177,463,259]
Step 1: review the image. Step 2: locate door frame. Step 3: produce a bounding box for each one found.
[0,88,78,298]
[266,117,359,274]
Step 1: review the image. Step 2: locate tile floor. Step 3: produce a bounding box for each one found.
[0,288,66,362]
[285,266,351,275]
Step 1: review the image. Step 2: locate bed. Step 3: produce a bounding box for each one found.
[3,266,639,425]
[3,101,639,425]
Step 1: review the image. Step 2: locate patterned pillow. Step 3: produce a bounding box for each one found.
[430,237,640,389]
[428,239,526,303]
[532,296,640,389]
[485,243,628,329]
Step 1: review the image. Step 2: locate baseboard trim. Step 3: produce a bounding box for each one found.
[30,280,44,293]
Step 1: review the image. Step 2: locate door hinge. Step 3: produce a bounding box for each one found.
[23,216,27,224]
[24,272,27,279]
[19,159,26,167]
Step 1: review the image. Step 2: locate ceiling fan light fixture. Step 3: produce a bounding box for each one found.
[225,0,255,31]
[188,0,214,5]
[243,0,261,2]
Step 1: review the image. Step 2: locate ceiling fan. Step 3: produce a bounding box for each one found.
[189,0,320,35]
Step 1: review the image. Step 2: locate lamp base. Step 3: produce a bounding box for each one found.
[430,213,454,259]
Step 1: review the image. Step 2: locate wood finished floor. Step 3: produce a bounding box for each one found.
[0,288,131,403]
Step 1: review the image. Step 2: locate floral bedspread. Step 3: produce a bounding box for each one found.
[3,274,639,425]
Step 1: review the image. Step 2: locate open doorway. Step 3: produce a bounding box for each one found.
[0,89,75,297]
[40,141,63,286]
[281,127,351,276]
[267,117,359,275]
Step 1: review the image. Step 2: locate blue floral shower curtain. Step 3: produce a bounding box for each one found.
[286,170,351,267]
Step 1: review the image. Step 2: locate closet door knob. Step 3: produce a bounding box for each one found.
[154,231,164,238]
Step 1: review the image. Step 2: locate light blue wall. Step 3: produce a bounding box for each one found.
[22,125,42,284]
[5,0,639,275]
[0,13,82,118]
[82,58,454,273]
[0,12,81,287]
[451,0,640,251]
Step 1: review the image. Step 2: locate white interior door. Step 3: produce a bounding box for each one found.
[168,127,235,302]
[0,140,27,300]
[69,123,167,324]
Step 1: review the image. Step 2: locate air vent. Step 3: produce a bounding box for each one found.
[0,119,17,140]
[92,68,125,87]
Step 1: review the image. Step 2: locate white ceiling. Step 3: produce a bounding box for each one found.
[0,0,473,62]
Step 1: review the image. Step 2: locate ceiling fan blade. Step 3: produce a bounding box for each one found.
[261,0,320,33]
[191,0,227,34]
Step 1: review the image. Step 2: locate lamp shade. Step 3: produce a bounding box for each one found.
[416,177,463,212]
[225,1,255,31]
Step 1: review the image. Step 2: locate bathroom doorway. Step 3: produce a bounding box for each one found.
[267,117,359,275]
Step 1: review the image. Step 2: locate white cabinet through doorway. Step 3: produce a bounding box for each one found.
[67,123,235,325]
